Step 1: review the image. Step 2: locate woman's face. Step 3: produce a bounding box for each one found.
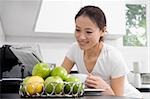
[75,15,104,50]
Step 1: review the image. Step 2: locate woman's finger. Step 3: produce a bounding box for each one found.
[86,83,96,88]
[87,74,99,81]
[86,78,96,85]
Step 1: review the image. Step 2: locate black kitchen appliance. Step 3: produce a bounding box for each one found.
[0,44,42,93]
[0,45,22,93]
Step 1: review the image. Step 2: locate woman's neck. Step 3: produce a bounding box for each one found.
[84,42,103,58]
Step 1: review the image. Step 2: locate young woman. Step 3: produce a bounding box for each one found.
[61,5,142,98]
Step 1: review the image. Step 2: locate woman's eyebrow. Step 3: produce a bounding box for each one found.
[85,28,93,31]
[75,25,93,31]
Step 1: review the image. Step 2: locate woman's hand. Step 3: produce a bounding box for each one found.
[85,74,109,89]
[85,74,115,96]
[85,74,125,96]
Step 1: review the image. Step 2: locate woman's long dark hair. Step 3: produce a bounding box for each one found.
[75,5,107,41]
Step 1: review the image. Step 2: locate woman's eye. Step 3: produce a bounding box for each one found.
[86,31,92,34]
[76,29,80,32]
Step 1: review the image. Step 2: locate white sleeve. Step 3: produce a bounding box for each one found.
[110,49,130,79]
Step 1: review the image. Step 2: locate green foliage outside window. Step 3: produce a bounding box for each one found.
[123,4,147,47]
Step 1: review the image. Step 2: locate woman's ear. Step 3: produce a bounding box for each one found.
[102,26,107,32]
[101,26,107,36]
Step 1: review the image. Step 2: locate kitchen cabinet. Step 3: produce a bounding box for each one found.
[35,0,81,33]
[137,85,150,99]
[35,0,125,39]
[142,92,150,99]
[81,0,126,36]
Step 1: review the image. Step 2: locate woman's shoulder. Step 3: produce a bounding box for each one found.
[71,42,78,46]
[70,42,80,49]
[103,43,120,53]
[68,42,81,52]
[102,43,124,60]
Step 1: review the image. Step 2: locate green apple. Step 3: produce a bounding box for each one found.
[44,76,64,94]
[65,74,71,81]
[65,75,83,94]
[50,66,68,80]
[32,63,51,79]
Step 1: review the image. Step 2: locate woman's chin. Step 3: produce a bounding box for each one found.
[78,43,89,50]
[79,46,89,50]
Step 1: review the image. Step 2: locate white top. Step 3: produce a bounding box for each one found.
[66,42,142,98]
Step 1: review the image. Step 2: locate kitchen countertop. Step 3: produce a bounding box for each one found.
[1,93,142,99]
[136,84,150,92]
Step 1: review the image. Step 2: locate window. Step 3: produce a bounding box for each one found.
[124,4,147,47]
[123,0,150,73]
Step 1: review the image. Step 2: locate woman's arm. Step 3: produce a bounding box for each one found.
[110,76,125,96]
[61,56,75,73]
[86,74,125,96]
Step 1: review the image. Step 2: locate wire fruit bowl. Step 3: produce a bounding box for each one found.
[19,82,85,98]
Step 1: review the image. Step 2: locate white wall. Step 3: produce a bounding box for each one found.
[0,0,5,43]
[40,42,72,65]
[120,47,148,72]
[0,19,5,43]
[1,0,149,74]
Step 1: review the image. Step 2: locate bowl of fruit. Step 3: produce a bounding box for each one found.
[19,63,84,98]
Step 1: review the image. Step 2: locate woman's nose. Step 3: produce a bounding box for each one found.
[77,32,86,40]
